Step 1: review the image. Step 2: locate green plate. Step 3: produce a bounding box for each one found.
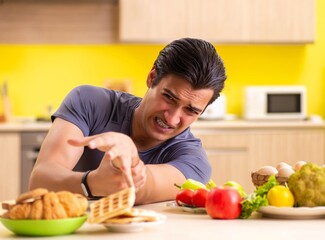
[0,215,87,236]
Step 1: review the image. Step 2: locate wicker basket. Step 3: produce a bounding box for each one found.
[251,171,288,187]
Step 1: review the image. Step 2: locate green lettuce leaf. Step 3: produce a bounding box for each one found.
[239,175,279,219]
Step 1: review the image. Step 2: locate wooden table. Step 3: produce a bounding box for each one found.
[1,201,324,240]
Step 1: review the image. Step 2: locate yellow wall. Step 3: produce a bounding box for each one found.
[0,0,324,119]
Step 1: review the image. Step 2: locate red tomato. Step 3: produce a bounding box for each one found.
[175,189,194,206]
[206,187,242,219]
[192,188,209,208]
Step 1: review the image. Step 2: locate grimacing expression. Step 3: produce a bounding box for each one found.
[140,74,213,143]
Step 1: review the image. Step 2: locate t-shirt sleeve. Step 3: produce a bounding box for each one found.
[51,85,112,136]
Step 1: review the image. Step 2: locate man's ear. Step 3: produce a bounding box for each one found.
[146,67,156,88]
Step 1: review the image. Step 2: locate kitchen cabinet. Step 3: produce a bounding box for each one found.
[119,0,315,43]
[0,133,20,202]
[0,123,50,201]
[1,0,315,44]
[0,0,118,44]
[191,120,325,193]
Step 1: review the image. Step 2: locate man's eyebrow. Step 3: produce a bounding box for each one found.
[188,105,203,114]
[163,88,180,100]
[163,88,203,113]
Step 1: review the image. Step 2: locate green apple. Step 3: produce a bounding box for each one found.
[224,180,246,197]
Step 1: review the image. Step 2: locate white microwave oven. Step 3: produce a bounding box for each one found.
[243,86,307,120]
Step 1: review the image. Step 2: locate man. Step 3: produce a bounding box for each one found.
[29,38,226,204]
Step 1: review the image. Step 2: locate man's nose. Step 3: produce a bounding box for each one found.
[164,107,181,127]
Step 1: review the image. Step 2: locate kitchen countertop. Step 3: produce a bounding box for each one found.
[0,118,324,132]
[192,118,325,129]
[0,201,324,240]
[0,121,51,132]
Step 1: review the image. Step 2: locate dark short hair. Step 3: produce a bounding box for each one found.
[152,38,226,104]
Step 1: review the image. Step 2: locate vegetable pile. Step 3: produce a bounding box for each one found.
[174,177,276,219]
[288,162,325,207]
[174,162,324,220]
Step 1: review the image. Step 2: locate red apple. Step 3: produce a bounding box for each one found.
[206,186,242,219]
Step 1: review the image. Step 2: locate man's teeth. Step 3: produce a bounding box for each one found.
[157,118,169,128]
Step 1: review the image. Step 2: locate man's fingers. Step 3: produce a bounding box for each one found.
[106,153,134,188]
[120,165,134,188]
[67,136,97,147]
[69,134,135,188]
[106,147,121,161]
[67,138,85,146]
[68,137,114,151]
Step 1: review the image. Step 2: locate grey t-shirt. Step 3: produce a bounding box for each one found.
[52,85,211,183]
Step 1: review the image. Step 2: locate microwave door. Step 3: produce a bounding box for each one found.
[267,94,301,114]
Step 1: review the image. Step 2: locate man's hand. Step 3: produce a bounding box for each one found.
[68,132,145,194]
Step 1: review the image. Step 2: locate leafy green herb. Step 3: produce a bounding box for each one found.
[255,175,279,197]
[240,193,268,219]
[239,175,279,219]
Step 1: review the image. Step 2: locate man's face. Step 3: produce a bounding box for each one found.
[135,73,213,147]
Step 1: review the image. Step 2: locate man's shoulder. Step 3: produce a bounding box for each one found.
[164,128,202,148]
[72,84,140,104]
[176,127,198,140]
[72,84,104,94]
[72,84,114,97]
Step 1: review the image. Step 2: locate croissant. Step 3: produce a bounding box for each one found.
[56,191,88,218]
[6,189,88,220]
